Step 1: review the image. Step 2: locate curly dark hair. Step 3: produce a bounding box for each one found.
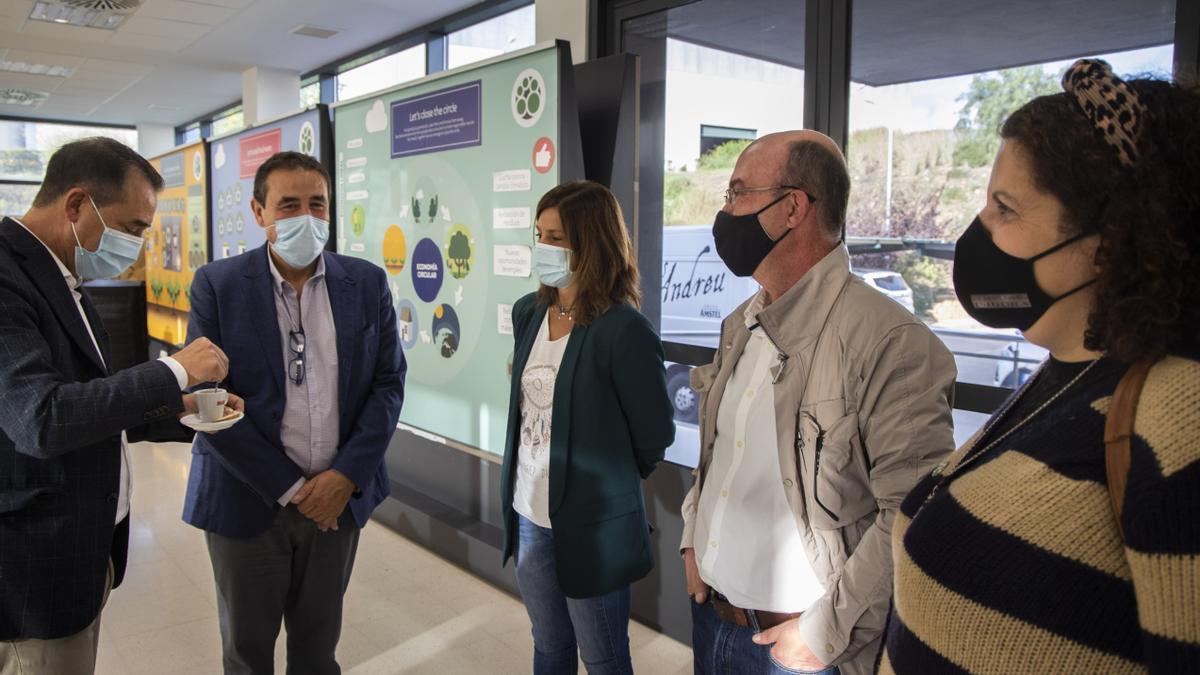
[1000,77,1200,362]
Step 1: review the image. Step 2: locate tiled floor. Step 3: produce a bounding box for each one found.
[94,442,693,674]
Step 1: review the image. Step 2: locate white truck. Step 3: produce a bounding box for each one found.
[659,225,917,423]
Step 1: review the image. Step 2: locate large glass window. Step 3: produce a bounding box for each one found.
[0,184,39,218]
[622,0,807,466]
[848,2,1175,399]
[447,4,536,69]
[616,0,1178,464]
[847,1,1174,445]
[210,107,244,136]
[1,119,137,216]
[300,79,321,108]
[179,124,201,146]
[337,45,425,101]
[1,119,137,182]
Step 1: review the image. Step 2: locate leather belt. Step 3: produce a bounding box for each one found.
[709,593,801,631]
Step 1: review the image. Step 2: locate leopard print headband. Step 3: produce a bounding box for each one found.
[1061,58,1145,168]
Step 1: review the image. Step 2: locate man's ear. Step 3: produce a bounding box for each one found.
[250,198,266,228]
[63,188,89,224]
[785,190,813,230]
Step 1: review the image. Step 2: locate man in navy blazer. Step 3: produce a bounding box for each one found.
[0,138,235,674]
[182,152,405,674]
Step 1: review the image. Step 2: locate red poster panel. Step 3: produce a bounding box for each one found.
[239,128,282,179]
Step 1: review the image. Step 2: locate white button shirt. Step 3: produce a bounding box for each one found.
[14,219,188,524]
[693,290,825,613]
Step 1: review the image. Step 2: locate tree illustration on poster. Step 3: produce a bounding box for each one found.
[446,225,473,279]
[145,142,207,346]
[333,44,567,456]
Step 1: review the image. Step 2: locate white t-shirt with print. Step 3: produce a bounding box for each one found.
[513,313,571,529]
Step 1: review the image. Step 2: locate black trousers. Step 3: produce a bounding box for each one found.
[205,505,360,675]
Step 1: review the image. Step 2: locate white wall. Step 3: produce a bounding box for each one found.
[664,40,804,170]
[535,0,588,64]
[241,66,300,127]
[137,123,175,157]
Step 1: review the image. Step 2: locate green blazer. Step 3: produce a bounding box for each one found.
[501,292,675,598]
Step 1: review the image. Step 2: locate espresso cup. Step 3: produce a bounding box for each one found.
[196,388,229,423]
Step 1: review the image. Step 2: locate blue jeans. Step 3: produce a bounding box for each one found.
[515,514,634,675]
[691,597,840,675]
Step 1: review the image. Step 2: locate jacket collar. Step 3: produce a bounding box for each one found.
[1,217,108,375]
[750,245,852,358]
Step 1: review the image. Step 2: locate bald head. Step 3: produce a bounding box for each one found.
[738,130,849,240]
[748,130,846,163]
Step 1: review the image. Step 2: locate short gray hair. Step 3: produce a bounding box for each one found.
[781,140,849,238]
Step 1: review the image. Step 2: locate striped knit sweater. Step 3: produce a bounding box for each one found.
[882,356,1200,674]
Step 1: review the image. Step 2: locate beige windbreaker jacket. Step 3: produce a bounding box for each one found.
[681,245,957,675]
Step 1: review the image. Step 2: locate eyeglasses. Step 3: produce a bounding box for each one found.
[723,184,816,206]
[288,329,305,386]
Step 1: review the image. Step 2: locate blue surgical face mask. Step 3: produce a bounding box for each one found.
[72,195,145,280]
[534,242,573,289]
[269,214,329,269]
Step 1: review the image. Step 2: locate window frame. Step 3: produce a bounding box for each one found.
[597,0,1199,421]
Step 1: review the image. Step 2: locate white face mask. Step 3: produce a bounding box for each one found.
[269,214,329,268]
[533,242,573,288]
[71,194,144,280]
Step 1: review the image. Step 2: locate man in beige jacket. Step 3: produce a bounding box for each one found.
[681,130,956,675]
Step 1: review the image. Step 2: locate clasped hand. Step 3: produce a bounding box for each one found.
[292,469,355,532]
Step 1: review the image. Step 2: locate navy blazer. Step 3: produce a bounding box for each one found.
[0,217,186,640]
[182,245,405,538]
[500,293,675,598]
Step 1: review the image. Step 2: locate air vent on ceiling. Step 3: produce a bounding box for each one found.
[291,24,339,39]
[62,0,143,9]
[29,0,142,30]
[0,89,50,105]
[147,103,180,112]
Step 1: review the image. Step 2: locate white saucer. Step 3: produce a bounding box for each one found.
[181,411,244,433]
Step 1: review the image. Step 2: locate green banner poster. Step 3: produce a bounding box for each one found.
[334,43,571,456]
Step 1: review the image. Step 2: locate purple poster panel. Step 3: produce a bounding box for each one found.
[390,81,482,158]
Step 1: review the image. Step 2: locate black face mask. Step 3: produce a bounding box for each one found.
[712,191,794,277]
[953,216,1096,331]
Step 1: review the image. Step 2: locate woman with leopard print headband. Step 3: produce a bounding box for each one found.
[881,59,1200,674]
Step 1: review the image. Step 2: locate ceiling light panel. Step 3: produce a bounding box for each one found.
[0,88,51,105]
[0,60,75,77]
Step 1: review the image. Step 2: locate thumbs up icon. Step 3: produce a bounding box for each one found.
[532,137,555,174]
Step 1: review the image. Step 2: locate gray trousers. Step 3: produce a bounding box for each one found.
[205,505,360,675]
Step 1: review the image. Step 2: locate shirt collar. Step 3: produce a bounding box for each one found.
[12,217,79,290]
[266,246,325,293]
[743,288,768,330]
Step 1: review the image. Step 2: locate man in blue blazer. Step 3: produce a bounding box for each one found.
[0,138,234,674]
[182,152,405,674]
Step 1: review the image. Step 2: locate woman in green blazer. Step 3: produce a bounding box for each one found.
[501,181,675,674]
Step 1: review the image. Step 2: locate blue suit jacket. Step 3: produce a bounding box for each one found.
[182,245,405,538]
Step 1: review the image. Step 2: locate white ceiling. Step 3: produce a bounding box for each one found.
[0,0,483,127]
